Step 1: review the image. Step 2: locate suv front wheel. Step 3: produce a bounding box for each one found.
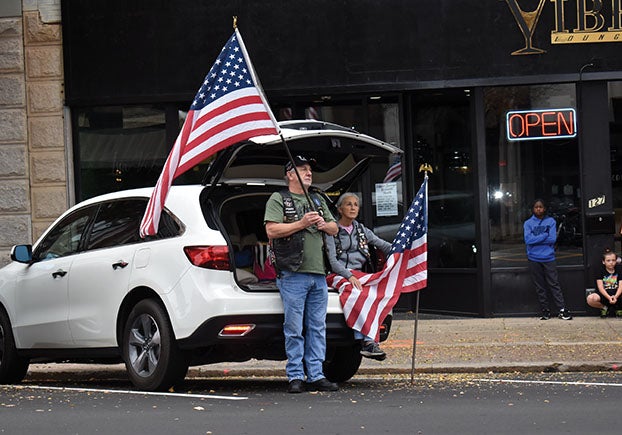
[122,299,189,391]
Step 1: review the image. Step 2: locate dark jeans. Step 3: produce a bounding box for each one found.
[528,260,566,313]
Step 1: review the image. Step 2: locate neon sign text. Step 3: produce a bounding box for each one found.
[506,108,577,141]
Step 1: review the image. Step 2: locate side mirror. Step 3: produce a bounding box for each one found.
[10,245,32,263]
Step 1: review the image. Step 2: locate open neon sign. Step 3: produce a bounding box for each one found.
[506,108,577,141]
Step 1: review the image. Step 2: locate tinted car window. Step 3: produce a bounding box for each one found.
[86,199,181,250]
[156,209,181,239]
[87,200,144,250]
[35,206,96,261]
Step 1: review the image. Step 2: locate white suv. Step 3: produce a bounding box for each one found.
[0,120,400,391]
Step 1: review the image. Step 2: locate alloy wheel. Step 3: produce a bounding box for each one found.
[127,314,161,378]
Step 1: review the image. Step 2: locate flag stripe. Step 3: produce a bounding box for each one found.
[329,177,428,341]
[139,29,279,238]
[187,112,274,154]
[193,91,265,128]
[181,115,276,165]
[187,96,270,146]
[383,158,402,183]
[178,120,277,174]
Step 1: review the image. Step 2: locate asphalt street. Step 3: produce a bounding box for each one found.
[2,372,622,434]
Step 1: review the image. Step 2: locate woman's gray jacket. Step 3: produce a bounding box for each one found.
[325,220,392,279]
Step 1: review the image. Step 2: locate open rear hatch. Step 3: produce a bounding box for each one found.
[200,120,402,290]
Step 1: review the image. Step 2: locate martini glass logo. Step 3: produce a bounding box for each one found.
[504,0,547,55]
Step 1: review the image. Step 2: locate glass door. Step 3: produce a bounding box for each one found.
[484,84,582,268]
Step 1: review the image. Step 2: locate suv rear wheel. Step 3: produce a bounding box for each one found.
[122,299,188,391]
[0,308,29,384]
[323,343,362,383]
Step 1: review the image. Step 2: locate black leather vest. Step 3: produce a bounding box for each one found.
[271,190,324,273]
[271,191,304,272]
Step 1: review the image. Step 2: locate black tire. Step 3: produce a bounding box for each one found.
[122,299,188,391]
[0,308,29,384]
[323,343,362,383]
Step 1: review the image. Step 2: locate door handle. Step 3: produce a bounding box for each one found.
[112,260,129,270]
[52,269,67,278]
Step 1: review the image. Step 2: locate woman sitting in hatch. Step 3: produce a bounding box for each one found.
[325,192,392,361]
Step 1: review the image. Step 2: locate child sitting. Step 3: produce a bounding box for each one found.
[587,248,622,318]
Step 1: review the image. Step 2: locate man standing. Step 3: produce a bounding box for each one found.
[264,155,339,393]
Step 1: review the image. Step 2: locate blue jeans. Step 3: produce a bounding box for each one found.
[354,330,374,343]
[277,270,328,382]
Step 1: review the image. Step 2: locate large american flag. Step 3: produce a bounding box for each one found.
[327,176,428,341]
[140,29,279,237]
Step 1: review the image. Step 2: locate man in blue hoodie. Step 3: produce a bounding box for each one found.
[523,199,572,320]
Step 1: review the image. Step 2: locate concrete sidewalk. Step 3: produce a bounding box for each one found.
[26,314,622,382]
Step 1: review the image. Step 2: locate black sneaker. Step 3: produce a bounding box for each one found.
[360,341,387,361]
[305,378,338,392]
[558,309,573,320]
[287,379,305,394]
[540,310,551,320]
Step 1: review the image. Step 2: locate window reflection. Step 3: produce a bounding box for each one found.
[276,97,404,245]
[485,84,582,267]
[35,207,95,261]
[411,90,475,268]
[610,82,622,253]
[77,106,167,200]
[88,200,144,249]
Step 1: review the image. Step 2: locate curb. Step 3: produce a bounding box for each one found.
[186,361,622,377]
[22,361,622,383]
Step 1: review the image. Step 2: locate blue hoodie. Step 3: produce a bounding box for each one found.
[523,214,557,262]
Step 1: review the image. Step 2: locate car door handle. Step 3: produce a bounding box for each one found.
[52,269,67,278]
[112,260,129,270]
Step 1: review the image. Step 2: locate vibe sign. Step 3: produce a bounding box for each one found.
[506,108,577,141]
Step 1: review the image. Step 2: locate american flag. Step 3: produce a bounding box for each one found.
[383,156,402,183]
[327,176,428,341]
[140,28,279,237]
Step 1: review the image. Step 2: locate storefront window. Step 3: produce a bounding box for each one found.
[276,97,405,245]
[485,84,582,267]
[410,90,475,268]
[610,82,622,250]
[75,106,167,200]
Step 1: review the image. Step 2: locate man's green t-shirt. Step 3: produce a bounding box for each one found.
[264,191,335,275]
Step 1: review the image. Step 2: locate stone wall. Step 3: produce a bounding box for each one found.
[0,2,66,267]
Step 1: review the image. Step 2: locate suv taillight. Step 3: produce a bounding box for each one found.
[184,246,231,270]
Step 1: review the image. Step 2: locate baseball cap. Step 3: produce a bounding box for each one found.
[284,155,316,173]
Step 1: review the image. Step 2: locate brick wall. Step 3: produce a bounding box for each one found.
[0,2,66,267]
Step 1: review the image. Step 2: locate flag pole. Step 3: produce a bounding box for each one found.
[232,16,316,212]
[410,290,421,384]
[280,135,318,212]
[410,163,432,384]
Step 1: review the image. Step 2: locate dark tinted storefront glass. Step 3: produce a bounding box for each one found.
[609,82,622,252]
[276,97,405,245]
[411,90,475,268]
[485,84,582,267]
[76,106,167,200]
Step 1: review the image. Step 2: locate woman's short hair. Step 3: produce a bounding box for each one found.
[336,192,360,208]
